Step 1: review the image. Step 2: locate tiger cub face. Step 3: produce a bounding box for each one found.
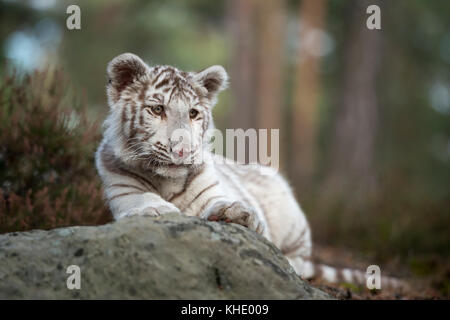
[104,53,227,177]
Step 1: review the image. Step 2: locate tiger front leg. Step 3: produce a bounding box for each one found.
[108,191,181,220]
[117,199,181,219]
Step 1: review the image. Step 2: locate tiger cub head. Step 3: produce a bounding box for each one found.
[103,53,227,177]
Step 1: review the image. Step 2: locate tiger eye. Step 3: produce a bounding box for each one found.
[151,105,164,115]
[189,109,199,119]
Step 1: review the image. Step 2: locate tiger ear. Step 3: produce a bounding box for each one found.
[193,65,228,101]
[106,53,148,104]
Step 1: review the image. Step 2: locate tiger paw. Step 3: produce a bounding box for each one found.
[117,202,181,219]
[203,200,265,234]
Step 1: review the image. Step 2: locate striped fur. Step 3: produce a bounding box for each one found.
[95,53,405,290]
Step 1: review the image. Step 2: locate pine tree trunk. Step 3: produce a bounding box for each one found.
[326,0,382,197]
[228,0,257,130]
[292,0,327,191]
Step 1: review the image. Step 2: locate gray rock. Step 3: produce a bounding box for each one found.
[0,213,331,299]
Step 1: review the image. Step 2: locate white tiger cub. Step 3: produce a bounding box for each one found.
[95,53,399,288]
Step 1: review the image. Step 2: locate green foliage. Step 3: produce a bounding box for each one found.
[0,69,112,233]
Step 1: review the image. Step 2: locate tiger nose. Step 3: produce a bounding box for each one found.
[170,146,190,159]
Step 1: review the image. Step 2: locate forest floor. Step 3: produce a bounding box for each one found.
[306,245,449,300]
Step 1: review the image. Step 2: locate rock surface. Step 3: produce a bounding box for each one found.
[0,213,330,299]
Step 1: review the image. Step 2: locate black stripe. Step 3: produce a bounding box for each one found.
[109,191,141,201]
[282,228,307,255]
[151,69,167,86]
[198,196,226,216]
[168,164,205,202]
[109,183,147,193]
[155,77,170,89]
[182,181,219,212]
[100,143,159,194]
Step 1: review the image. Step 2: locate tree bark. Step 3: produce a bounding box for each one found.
[254,0,285,131]
[227,0,285,166]
[292,0,327,191]
[228,0,257,130]
[326,0,382,196]
[254,0,285,167]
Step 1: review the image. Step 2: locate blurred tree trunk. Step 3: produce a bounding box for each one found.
[292,0,327,192]
[227,0,285,166]
[254,0,285,130]
[255,0,285,167]
[326,0,382,197]
[228,0,257,130]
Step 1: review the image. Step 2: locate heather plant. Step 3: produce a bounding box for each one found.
[0,69,112,233]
